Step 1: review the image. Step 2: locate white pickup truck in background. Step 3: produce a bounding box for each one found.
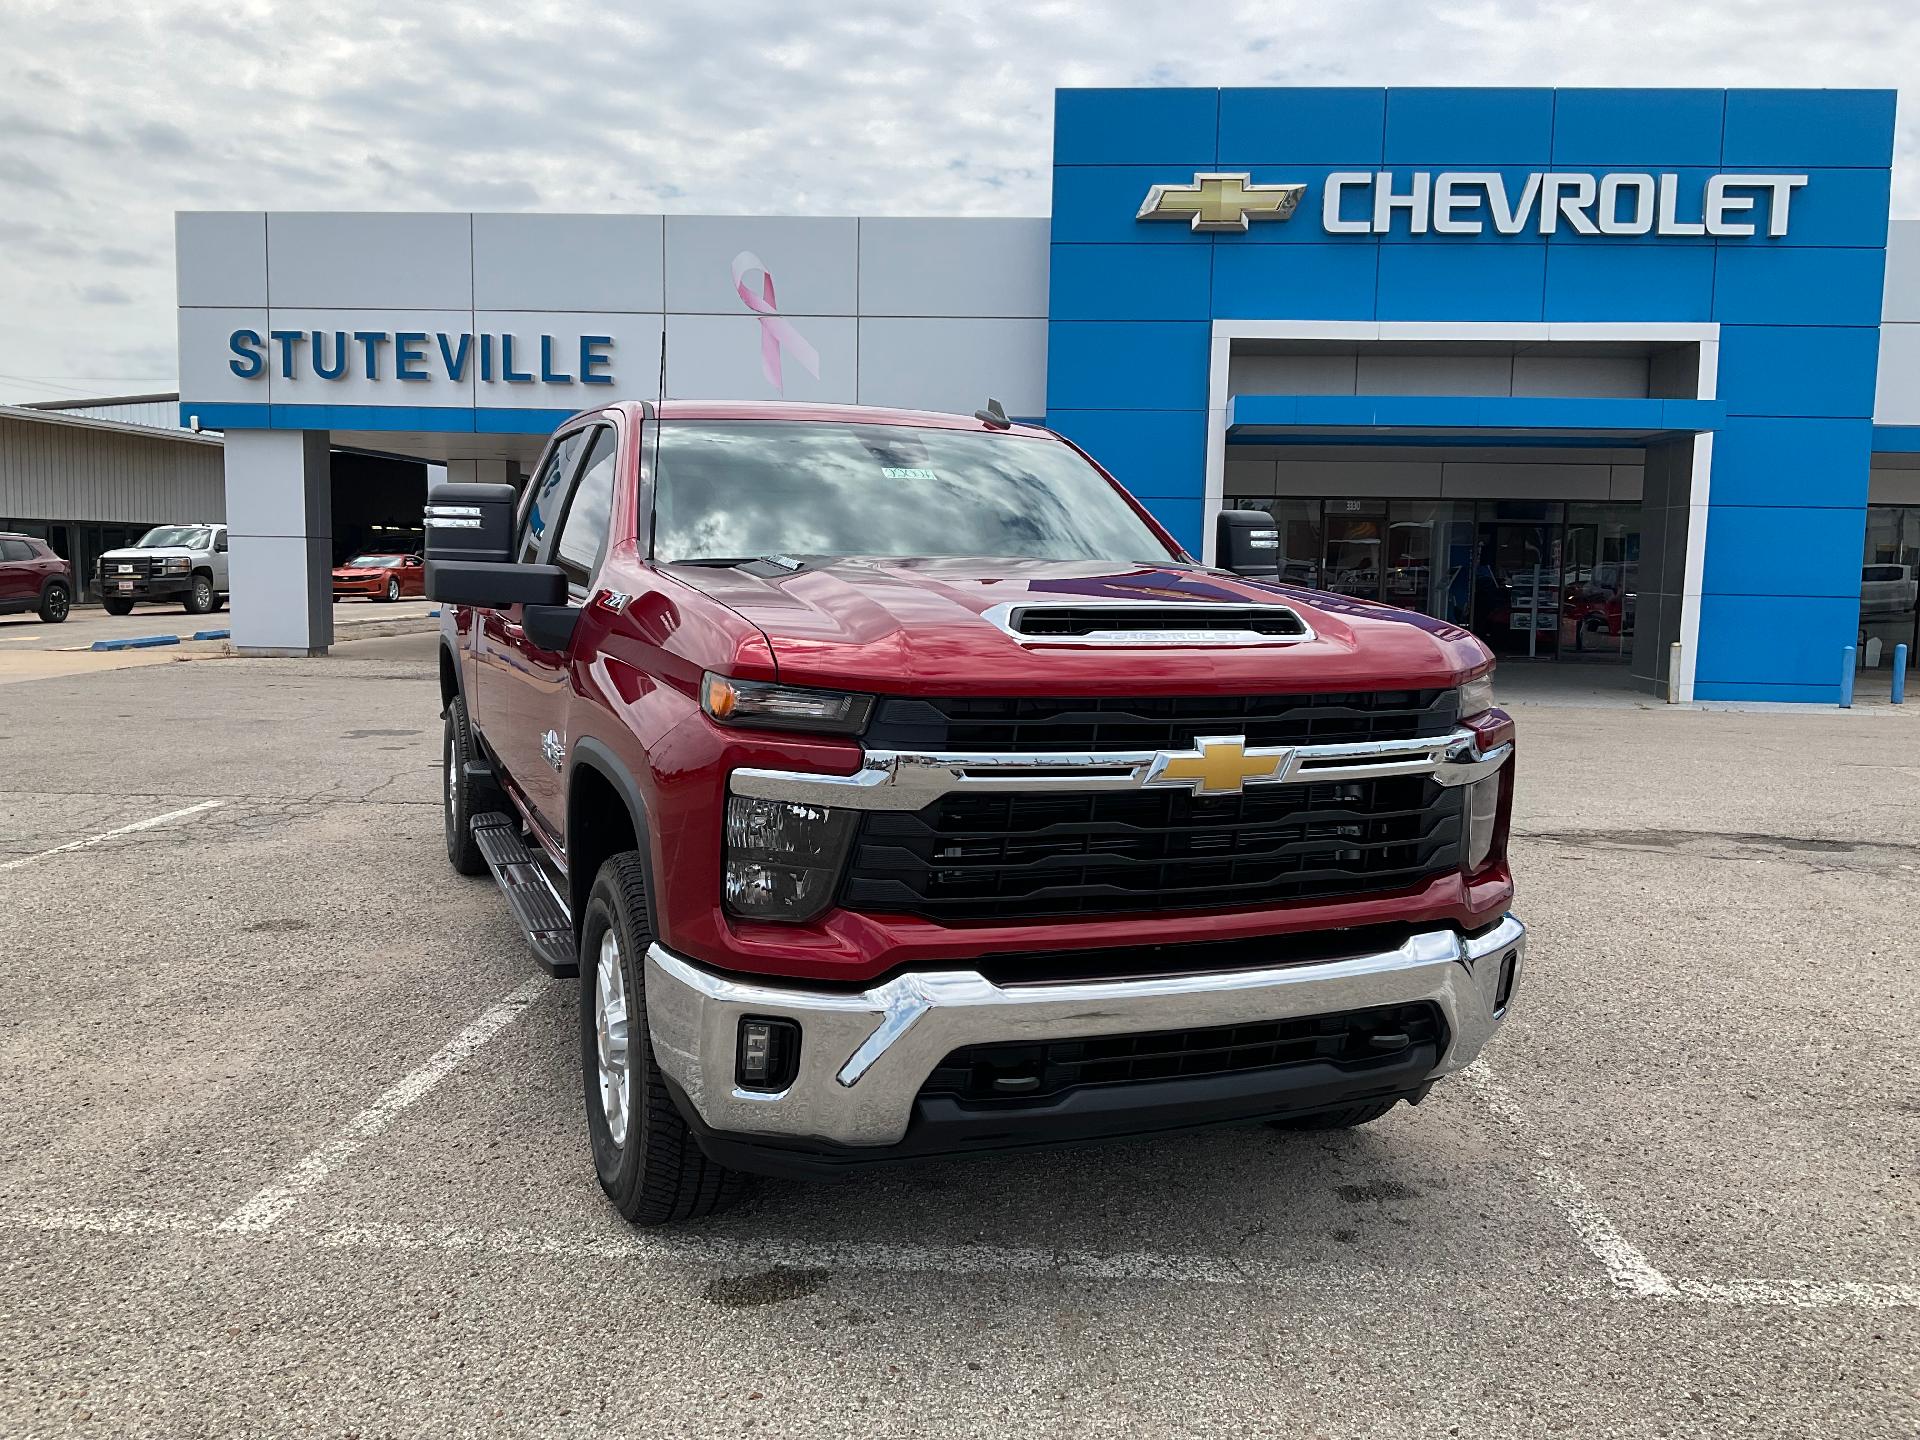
[97,523,229,616]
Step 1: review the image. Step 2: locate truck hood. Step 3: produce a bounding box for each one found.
[100,547,196,562]
[667,557,1490,695]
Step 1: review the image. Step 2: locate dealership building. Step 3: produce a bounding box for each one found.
[177,85,1916,702]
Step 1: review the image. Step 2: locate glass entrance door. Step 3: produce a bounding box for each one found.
[1321,499,1385,601]
[1472,521,1563,658]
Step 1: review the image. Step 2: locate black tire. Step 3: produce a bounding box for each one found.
[442,694,493,876]
[1267,1099,1401,1131]
[184,573,216,615]
[37,583,70,624]
[212,594,226,613]
[383,577,401,603]
[103,597,134,616]
[580,853,745,1225]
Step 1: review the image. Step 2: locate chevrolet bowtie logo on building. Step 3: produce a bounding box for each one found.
[1136,173,1307,232]
[1144,737,1296,796]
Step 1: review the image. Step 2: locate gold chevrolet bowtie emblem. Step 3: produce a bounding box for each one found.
[1145,736,1293,796]
[1136,172,1307,232]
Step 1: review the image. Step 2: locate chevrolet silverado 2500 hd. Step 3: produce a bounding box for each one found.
[426,401,1524,1225]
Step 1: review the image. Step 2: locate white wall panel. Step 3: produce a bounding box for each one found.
[177,212,267,307]
[178,307,268,409]
[1227,353,1357,395]
[664,217,858,316]
[1356,353,1514,396]
[1512,354,1649,397]
[664,314,858,403]
[264,310,476,408]
[855,318,1045,415]
[1883,220,1920,323]
[474,313,662,412]
[473,214,664,312]
[1873,323,1920,424]
[1274,460,1443,497]
[266,213,473,308]
[1440,461,1611,499]
[858,219,1050,317]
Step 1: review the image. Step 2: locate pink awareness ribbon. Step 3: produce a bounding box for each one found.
[731,250,820,395]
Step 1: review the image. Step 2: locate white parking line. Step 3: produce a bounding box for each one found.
[1,1205,1912,1308]
[1456,1065,1677,1297]
[0,799,226,873]
[214,974,552,1234]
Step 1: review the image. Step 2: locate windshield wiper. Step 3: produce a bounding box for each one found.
[674,555,806,572]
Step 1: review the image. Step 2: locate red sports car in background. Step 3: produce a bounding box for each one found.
[331,553,426,602]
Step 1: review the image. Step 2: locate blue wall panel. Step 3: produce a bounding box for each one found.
[1216,88,1385,165]
[1716,326,1882,418]
[1709,417,1874,507]
[1049,244,1213,321]
[1047,409,1210,499]
[1702,505,1869,597]
[1054,88,1217,166]
[1694,594,1863,691]
[1210,243,1376,320]
[1712,247,1886,326]
[1720,88,1898,168]
[1549,89,1726,167]
[1543,244,1716,321]
[1374,244,1546,321]
[1045,322,1212,411]
[1383,88,1556,165]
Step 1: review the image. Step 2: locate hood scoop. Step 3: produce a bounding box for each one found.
[986,601,1314,647]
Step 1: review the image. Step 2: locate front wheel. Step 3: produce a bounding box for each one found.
[103,597,134,616]
[383,578,400,603]
[183,573,216,615]
[38,583,70,623]
[580,853,744,1225]
[442,694,494,876]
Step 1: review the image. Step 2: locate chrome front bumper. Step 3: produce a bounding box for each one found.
[644,915,1526,1149]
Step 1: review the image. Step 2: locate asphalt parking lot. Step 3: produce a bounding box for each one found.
[0,634,1914,1438]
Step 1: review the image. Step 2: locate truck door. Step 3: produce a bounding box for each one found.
[212,527,229,590]
[481,427,589,818]
[512,423,619,833]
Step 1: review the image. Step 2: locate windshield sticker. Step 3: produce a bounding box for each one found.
[881,467,938,481]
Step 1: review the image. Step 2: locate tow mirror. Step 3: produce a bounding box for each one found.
[424,481,567,609]
[1215,509,1282,580]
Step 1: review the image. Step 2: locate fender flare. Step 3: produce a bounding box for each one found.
[38,573,71,601]
[566,736,660,929]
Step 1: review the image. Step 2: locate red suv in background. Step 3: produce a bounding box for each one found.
[0,533,73,623]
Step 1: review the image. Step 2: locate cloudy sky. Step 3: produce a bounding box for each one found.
[2,0,1916,405]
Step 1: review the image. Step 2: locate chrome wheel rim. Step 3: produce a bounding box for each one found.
[594,930,632,1148]
[388,580,399,600]
[443,726,457,829]
[48,589,67,620]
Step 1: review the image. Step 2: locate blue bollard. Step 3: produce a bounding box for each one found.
[1896,645,1909,705]
[1840,646,1856,708]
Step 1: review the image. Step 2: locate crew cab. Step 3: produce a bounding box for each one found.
[427,401,1524,1225]
[97,523,229,616]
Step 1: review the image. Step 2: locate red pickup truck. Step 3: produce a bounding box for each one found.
[427,401,1523,1225]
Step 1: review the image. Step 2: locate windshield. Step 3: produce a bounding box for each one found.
[345,555,404,568]
[138,526,211,549]
[651,422,1173,565]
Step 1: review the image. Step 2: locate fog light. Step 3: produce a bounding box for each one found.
[1466,772,1501,871]
[737,1016,800,1091]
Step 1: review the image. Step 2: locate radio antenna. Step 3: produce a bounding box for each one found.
[649,328,667,515]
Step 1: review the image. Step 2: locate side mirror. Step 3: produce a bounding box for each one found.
[427,559,567,609]
[425,482,517,565]
[425,481,566,609]
[1215,509,1282,580]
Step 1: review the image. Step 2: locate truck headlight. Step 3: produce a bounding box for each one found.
[703,673,871,735]
[164,557,192,574]
[1457,671,1495,721]
[1466,772,1502,871]
[723,796,857,922]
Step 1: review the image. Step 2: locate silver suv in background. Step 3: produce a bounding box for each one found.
[97,524,229,616]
